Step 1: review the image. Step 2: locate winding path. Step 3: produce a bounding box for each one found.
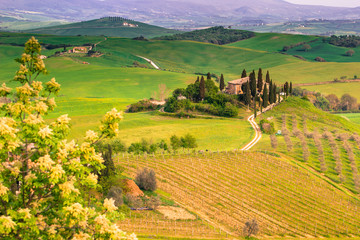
[241,100,282,151]
[137,56,160,69]
[241,114,262,151]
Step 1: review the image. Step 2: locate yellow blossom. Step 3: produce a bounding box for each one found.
[35,101,48,113]
[0,117,18,138]
[59,178,79,196]
[45,78,61,94]
[16,83,33,98]
[47,225,57,235]
[50,164,65,183]
[73,232,91,240]
[90,153,104,164]
[85,173,98,187]
[103,108,123,123]
[84,130,98,142]
[127,233,138,240]
[103,198,117,212]
[57,114,71,125]
[0,216,16,232]
[47,97,56,109]
[38,125,53,139]
[0,83,11,97]
[64,203,87,218]
[31,81,43,91]
[37,155,54,171]
[24,114,44,125]
[94,214,110,234]
[0,182,9,196]
[18,208,32,219]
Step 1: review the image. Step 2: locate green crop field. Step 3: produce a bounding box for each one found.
[118,151,360,238]
[227,32,318,52]
[286,40,360,62]
[339,113,360,125]
[302,82,360,100]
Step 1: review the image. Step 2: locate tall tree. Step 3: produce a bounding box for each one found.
[273,84,277,103]
[219,74,225,91]
[263,84,269,108]
[207,72,211,80]
[269,80,273,104]
[199,76,205,100]
[241,69,247,78]
[250,70,257,97]
[290,82,293,95]
[266,70,270,83]
[257,68,263,92]
[284,82,289,98]
[245,81,251,110]
[195,76,200,83]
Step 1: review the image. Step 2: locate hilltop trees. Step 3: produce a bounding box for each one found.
[0,37,129,239]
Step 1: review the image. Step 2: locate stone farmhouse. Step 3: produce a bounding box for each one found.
[122,22,139,27]
[225,77,249,95]
[225,76,269,95]
[68,47,88,53]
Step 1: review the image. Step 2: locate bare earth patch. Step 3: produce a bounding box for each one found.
[157,206,196,220]
[271,36,280,39]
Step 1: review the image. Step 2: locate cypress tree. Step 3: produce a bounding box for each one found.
[199,76,205,100]
[219,74,225,91]
[266,70,270,83]
[257,68,263,92]
[273,84,277,103]
[241,69,247,78]
[250,70,257,98]
[269,80,273,104]
[207,72,211,80]
[284,82,289,98]
[290,82,293,95]
[263,84,268,108]
[245,81,251,109]
[195,76,200,83]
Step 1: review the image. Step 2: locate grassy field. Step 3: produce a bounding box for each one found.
[256,97,360,193]
[302,82,360,100]
[118,151,360,238]
[227,32,318,52]
[339,113,360,125]
[286,40,360,63]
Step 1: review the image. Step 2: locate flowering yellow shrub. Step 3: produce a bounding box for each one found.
[0,37,134,239]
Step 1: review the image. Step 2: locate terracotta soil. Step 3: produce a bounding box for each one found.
[157,206,196,220]
[122,179,144,197]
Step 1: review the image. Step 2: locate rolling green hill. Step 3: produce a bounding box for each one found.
[154,26,255,45]
[26,17,181,38]
[228,32,318,52]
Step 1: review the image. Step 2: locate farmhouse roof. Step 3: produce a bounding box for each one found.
[227,77,249,85]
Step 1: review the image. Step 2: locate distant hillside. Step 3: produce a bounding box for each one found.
[26,17,181,38]
[154,26,255,45]
[236,19,360,36]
